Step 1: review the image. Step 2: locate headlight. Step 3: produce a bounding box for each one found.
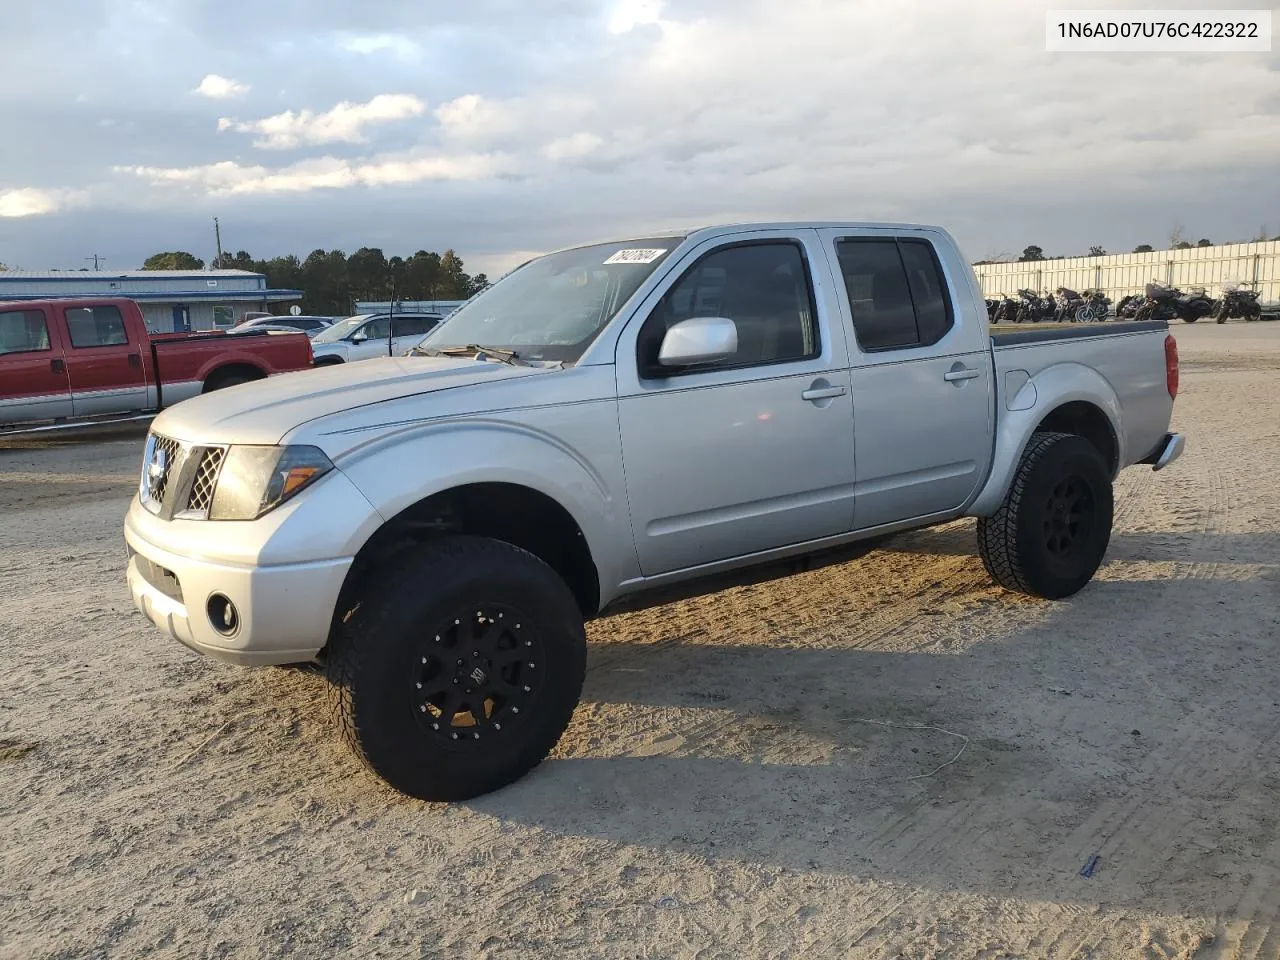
[209,445,334,521]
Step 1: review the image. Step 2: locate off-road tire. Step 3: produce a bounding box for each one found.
[325,535,587,801]
[976,432,1113,600]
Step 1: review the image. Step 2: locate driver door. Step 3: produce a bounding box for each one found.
[614,230,857,576]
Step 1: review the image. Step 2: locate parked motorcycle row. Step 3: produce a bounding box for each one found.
[985,282,1264,325]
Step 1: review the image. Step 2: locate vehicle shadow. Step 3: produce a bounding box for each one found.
[881,520,1280,567]
[466,554,1280,920]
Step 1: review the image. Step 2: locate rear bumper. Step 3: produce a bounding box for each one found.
[1140,432,1186,471]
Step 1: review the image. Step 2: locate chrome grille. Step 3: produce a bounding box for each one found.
[141,433,182,511]
[185,447,225,515]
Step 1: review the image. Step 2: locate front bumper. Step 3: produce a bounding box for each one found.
[126,530,351,666]
[122,468,382,666]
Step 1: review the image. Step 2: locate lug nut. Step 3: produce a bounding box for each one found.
[512,706,520,714]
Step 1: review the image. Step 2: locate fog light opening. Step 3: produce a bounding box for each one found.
[207,594,240,636]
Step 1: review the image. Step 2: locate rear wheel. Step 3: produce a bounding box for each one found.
[326,536,587,801]
[977,432,1113,600]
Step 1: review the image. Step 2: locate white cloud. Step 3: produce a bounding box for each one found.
[220,94,427,149]
[193,74,250,99]
[0,188,63,218]
[608,0,665,34]
[116,150,508,195]
[542,132,604,162]
[340,34,421,59]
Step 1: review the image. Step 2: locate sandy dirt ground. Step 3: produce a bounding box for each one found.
[1,322,1278,959]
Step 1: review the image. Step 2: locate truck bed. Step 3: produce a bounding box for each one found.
[989,319,1168,346]
[989,318,1173,473]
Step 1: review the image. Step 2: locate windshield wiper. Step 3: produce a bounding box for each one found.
[418,344,524,365]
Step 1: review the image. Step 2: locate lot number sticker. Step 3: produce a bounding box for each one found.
[604,248,668,265]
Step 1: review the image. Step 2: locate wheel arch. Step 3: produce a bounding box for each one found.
[332,482,602,633]
[201,361,267,392]
[968,362,1122,517]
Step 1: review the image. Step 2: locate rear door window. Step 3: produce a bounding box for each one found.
[65,305,129,348]
[393,315,440,337]
[0,310,52,354]
[835,238,955,351]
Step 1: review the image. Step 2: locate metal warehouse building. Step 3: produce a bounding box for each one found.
[0,270,302,333]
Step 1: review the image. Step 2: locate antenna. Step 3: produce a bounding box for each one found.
[387,271,396,357]
[213,217,223,268]
[85,254,102,270]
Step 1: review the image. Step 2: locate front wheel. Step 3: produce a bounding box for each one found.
[326,536,587,801]
[976,432,1113,600]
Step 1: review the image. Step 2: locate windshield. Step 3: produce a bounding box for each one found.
[415,238,681,363]
[312,315,373,343]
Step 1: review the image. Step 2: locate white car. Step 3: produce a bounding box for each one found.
[234,315,338,337]
[310,312,442,364]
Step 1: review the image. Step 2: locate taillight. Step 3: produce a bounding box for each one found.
[1164,335,1179,399]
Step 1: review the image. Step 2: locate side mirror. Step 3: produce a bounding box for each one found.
[658,316,738,368]
[350,330,368,343]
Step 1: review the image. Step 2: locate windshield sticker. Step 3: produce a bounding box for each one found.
[604,248,668,265]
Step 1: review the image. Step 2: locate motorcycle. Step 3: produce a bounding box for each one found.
[1134,283,1215,324]
[1214,284,1262,323]
[1115,294,1143,319]
[1014,288,1052,323]
[1053,287,1084,323]
[992,294,1021,324]
[984,297,1001,323]
[1076,289,1111,322]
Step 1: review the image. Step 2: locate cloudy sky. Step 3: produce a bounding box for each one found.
[1,0,1278,276]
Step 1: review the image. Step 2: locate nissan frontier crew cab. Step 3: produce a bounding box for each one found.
[124,222,1185,801]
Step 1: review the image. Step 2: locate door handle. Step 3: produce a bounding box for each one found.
[128,353,142,368]
[50,358,65,375]
[801,385,847,401]
[944,368,980,382]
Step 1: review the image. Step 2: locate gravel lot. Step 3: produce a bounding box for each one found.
[2,322,1278,959]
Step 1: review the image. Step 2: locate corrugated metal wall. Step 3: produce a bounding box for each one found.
[0,272,264,297]
[140,302,254,333]
[973,241,1280,303]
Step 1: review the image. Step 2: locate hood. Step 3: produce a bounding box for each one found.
[151,355,556,447]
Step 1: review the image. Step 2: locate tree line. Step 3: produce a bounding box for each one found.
[991,223,1279,264]
[140,248,490,316]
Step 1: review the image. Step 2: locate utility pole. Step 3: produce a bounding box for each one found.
[85,254,102,270]
[213,217,223,268]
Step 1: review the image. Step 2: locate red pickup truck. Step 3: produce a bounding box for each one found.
[0,298,314,432]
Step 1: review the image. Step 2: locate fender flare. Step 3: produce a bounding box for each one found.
[332,417,630,598]
[967,362,1122,517]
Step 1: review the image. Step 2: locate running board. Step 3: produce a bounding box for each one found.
[0,412,156,437]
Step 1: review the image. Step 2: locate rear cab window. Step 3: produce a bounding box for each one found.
[0,309,52,355]
[835,238,955,352]
[65,305,130,348]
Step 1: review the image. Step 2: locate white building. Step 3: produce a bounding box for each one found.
[0,269,303,332]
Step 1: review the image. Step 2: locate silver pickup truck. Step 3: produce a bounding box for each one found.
[124,222,1185,801]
